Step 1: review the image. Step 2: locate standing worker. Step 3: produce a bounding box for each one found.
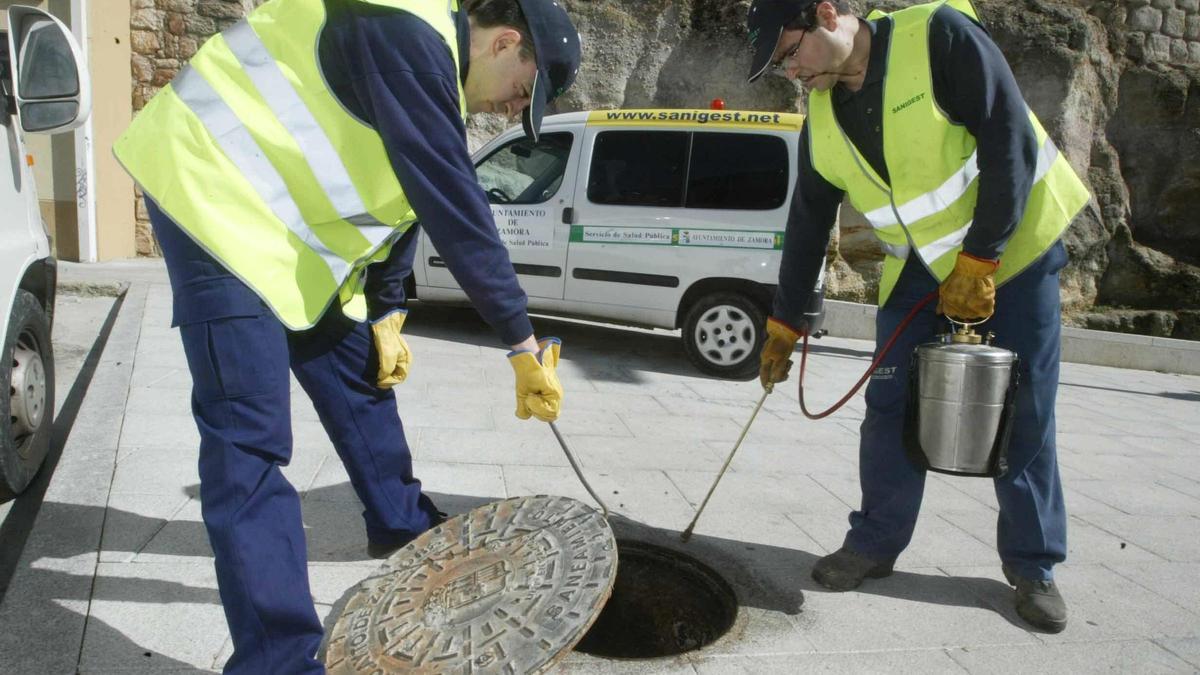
[113,0,581,671]
[747,0,1089,632]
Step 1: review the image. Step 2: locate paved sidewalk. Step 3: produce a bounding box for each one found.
[2,260,1198,673]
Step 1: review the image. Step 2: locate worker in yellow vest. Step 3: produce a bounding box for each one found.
[113,0,581,671]
[747,0,1089,633]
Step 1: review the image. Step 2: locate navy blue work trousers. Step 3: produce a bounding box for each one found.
[844,241,1068,582]
[146,199,438,674]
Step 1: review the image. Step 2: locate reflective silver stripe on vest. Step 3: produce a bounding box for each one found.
[224,20,395,248]
[173,66,351,283]
[863,149,980,230]
[912,137,1059,265]
[870,134,1062,265]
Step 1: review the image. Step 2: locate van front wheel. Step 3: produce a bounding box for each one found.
[1,290,54,498]
[682,292,765,379]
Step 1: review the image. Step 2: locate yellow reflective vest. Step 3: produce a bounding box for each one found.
[114,0,465,329]
[807,0,1090,306]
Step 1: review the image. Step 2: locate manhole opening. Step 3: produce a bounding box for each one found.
[574,539,737,659]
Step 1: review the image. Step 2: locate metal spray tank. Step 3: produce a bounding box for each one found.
[904,319,1020,477]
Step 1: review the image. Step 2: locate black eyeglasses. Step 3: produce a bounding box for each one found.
[770,29,807,76]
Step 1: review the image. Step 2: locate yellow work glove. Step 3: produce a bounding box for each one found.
[508,338,563,422]
[371,309,411,388]
[759,318,803,389]
[937,252,1000,321]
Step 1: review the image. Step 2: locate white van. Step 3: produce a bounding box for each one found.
[0,6,90,497]
[413,108,825,378]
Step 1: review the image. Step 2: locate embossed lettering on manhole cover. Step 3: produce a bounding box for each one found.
[326,495,617,674]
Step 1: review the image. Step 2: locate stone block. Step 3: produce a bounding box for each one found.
[158,0,197,12]
[185,14,217,36]
[1190,40,1200,62]
[1180,0,1199,11]
[197,0,246,19]
[167,12,186,36]
[130,7,161,30]
[1149,32,1173,59]
[131,53,154,84]
[1187,15,1200,39]
[1172,37,1190,60]
[1130,5,1164,31]
[1129,0,1152,6]
[1151,0,1175,9]
[1164,8,1187,36]
[130,29,160,54]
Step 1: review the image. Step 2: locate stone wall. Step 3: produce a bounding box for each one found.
[129,0,261,254]
[1121,0,1200,65]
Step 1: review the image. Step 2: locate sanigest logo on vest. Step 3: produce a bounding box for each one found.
[891,92,927,114]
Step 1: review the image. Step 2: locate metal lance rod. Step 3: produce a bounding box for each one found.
[549,421,610,520]
[681,385,772,543]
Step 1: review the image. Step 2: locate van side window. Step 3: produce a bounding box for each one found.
[587,131,688,207]
[476,132,573,205]
[686,133,788,210]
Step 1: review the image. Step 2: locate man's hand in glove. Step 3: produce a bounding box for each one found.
[371,309,411,388]
[759,318,804,389]
[937,252,999,320]
[508,337,563,422]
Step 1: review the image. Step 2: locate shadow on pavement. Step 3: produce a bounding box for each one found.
[0,290,126,601]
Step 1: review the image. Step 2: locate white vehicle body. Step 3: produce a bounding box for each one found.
[0,5,90,496]
[413,108,823,377]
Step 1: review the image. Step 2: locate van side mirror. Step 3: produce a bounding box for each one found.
[6,6,90,134]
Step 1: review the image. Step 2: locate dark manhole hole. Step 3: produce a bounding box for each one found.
[574,539,737,659]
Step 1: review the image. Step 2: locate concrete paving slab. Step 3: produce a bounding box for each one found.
[570,435,728,472]
[941,511,1163,567]
[502,466,694,531]
[555,658,698,674]
[945,640,1193,673]
[99,493,193,563]
[1157,637,1200,669]
[1068,480,1200,517]
[1074,514,1200,563]
[1106,561,1200,616]
[78,562,225,672]
[796,567,1039,652]
[0,557,97,674]
[719,441,857,475]
[416,427,569,466]
[957,563,1200,642]
[693,649,967,674]
[670,470,852,516]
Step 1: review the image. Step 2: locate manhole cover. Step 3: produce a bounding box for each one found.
[326,495,617,674]
[573,539,736,658]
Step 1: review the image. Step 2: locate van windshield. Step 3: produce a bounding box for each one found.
[476,132,573,205]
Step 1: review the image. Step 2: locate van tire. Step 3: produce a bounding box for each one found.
[1,291,54,498]
[682,292,765,379]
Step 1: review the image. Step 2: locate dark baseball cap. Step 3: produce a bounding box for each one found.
[516,0,582,141]
[747,0,818,82]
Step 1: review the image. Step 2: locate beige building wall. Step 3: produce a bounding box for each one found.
[90,0,135,260]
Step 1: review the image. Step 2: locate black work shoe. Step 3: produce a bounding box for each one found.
[1003,565,1068,633]
[366,511,448,560]
[811,546,895,591]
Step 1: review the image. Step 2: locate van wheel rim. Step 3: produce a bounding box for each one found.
[10,332,47,452]
[693,305,755,366]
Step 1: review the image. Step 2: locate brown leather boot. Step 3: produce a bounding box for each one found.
[811,547,895,591]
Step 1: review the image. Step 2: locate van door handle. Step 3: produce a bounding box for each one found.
[562,207,575,225]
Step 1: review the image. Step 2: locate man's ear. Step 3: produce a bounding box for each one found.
[494,28,523,56]
[814,1,840,30]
